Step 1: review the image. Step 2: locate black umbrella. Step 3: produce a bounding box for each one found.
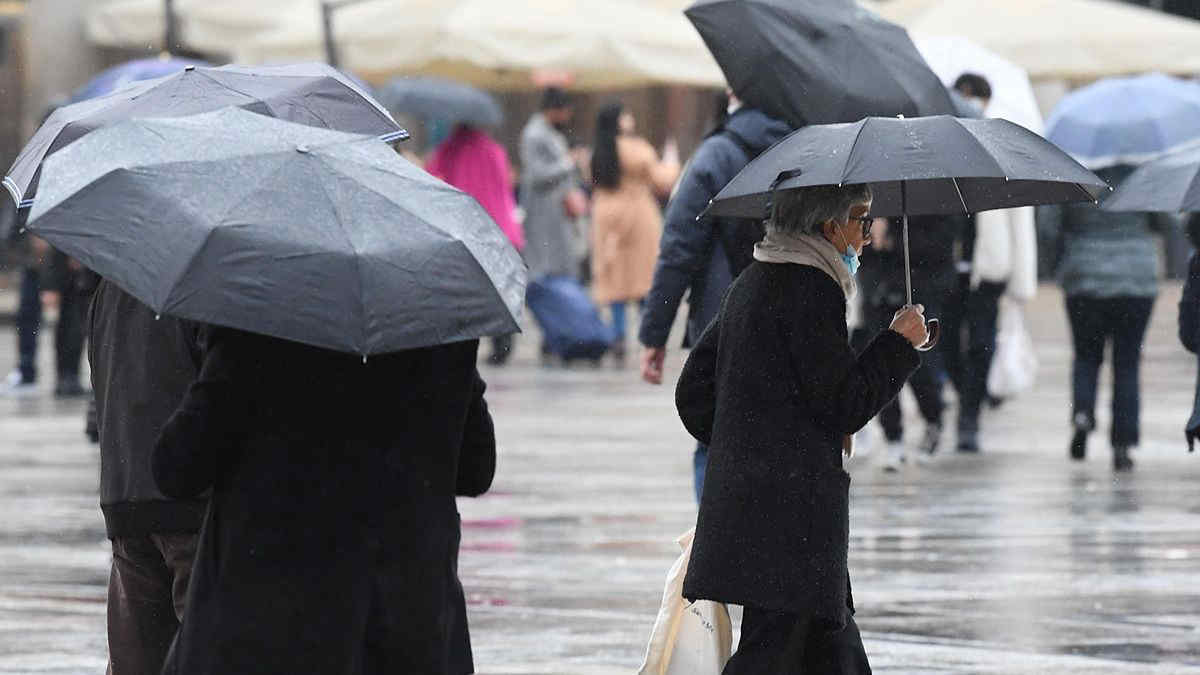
[2,62,408,239]
[378,77,504,128]
[685,0,954,127]
[26,109,525,356]
[707,115,1107,348]
[1103,145,1200,213]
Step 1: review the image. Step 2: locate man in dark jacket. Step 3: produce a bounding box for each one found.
[638,99,791,500]
[88,279,207,675]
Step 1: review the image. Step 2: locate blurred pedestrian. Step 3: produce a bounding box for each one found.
[519,87,587,283]
[1179,214,1200,450]
[1058,165,1166,471]
[676,184,925,673]
[152,327,496,674]
[851,214,957,470]
[589,102,680,362]
[89,279,207,675]
[638,92,791,500]
[427,124,524,365]
[952,72,992,117]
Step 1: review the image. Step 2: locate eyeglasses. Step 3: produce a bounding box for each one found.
[849,216,873,239]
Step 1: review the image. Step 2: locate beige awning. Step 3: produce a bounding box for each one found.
[86,0,312,56]
[0,1,26,21]
[863,0,1200,80]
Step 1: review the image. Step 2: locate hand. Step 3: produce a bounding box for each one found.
[890,304,928,348]
[563,189,588,219]
[641,346,667,385]
[662,137,681,166]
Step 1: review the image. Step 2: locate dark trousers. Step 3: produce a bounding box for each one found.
[1065,295,1155,447]
[724,610,871,674]
[107,533,198,675]
[941,277,1005,430]
[853,296,945,442]
[14,266,87,384]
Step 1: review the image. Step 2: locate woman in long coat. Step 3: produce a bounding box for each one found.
[152,327,496,674]
[589,103,679,359]
[676,184,927,672]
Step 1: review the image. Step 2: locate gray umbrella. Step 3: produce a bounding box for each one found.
[27,108,525,356]
[378,77,503,128]
[1103,145,1200,213]
[3,62,408,239]
[707,115,1106,349]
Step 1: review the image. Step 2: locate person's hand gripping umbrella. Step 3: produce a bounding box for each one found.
[704,114,1109,351]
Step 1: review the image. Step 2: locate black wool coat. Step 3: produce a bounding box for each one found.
[677,263,919,627]
[153,328,495,675]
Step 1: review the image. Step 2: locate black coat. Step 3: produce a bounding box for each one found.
[677,263,919,626]
[153,328,495,675]
[1181,252,1200,450]
[88,279,207,538]
[638,108,792,349]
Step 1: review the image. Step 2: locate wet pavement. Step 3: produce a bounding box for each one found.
[1,284,1199,673]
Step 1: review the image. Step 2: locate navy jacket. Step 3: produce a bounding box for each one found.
[638,108,791,349]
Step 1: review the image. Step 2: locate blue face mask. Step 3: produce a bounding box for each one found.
[836,228,860,276]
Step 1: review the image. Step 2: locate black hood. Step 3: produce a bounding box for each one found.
[723,107,793,156]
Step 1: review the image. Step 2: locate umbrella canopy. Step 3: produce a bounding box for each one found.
[706,115,1106,220]
[235,0,725,90]
[2,62,406,238]
[685,0,954,127]
[1045,73,1200,171]
[1103,146,1200,214]
[26,109,526,356]
[378,77,503,128]
[913,35,1044,135]
[68,55,209,103]
[863,0,1200,80]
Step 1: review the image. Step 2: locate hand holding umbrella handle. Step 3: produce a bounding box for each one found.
[917,317,941,353]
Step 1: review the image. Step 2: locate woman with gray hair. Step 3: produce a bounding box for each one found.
[676,183,927,672]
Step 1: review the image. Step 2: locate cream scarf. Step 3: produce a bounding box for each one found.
[752,230,859,458]
[752,230,857,300]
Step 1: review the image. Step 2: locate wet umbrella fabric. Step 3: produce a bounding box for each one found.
[379,77,503,128]
[1103,146,1200,213]
[26,108,524,356]
[685,0,954,127]
[1,62,407,238]
[1045,73,1200,170]
[67,56,209,103]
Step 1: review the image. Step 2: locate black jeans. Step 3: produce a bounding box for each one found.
[941,276,1005,430]
[15,267,41,383]
[14,266,87,384]
[724,610,871,674]
[853,295,945,442]
[1065,295,1155,447]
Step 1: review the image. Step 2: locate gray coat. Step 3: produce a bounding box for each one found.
[518,113,581,281]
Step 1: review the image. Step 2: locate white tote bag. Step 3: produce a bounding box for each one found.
[987,297,1038,399]
[637,529,733,675]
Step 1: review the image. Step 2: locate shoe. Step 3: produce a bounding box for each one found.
[54,380,91,398]
[1113,445,1134,472]
[956,426,980,453]
[916,422,942,461]
[0,370,38,398]
[610,341,627,366]
[1069,429,1087,461]
[882,441,906,472]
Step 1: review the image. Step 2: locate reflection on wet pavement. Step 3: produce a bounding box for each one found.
[1,286,1198,673]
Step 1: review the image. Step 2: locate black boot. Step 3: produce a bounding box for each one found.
[1069,429,1087,461]
[1113,444,1134,472]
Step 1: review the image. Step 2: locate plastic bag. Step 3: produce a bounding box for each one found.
[987,297,1038,398]
[637,529,733,675]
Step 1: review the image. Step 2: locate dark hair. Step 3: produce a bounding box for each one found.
[540,86,572,111]
[770,184,873,236]
[591,102,623,190]
[953,73,992,100]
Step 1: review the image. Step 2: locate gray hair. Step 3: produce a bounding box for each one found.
[768,183,873,236]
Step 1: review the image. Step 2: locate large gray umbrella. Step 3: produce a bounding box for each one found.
[27,109,525,356]
[3,62,407,239]
[1103,145,1200,213]
[707,115,1106,349]
[378,77,504,128]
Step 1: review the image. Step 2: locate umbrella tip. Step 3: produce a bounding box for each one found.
[362,355,368,364]
[155,314,162,321]
[296,144,310,154]
[897,114,905,119]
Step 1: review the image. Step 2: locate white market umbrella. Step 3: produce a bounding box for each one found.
[87,0,310,56]
[863,0,1200,80]
[236,0,726,90]
[913,35,1044,135]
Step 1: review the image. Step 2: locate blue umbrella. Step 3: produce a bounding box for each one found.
[67,56,209,103]
[1046,73,1200,170]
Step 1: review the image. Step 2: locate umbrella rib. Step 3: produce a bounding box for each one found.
[951,177,970,214]
[311,155,369,354]
[841,119,870,185]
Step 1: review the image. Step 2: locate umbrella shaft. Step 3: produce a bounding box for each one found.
[901,181,912,306]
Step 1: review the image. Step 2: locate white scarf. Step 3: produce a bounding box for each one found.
[752,230,857,301]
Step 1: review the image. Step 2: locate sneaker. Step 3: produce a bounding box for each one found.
[54,380,91,399]
[882,441,906,473]
[0,370,37,398]
[1113,445,1134,472]
[916,422,942,461]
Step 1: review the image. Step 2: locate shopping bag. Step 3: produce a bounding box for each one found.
[987,297,1038,398]
[637,529,733,675]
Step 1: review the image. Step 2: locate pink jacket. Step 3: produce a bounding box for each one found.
[426,127,524,251]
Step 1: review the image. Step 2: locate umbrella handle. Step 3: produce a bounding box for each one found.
[917,317,941,353]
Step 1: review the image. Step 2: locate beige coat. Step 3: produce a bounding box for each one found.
[590,136,678,304]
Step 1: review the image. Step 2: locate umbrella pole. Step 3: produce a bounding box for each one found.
[901,180,912,306]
